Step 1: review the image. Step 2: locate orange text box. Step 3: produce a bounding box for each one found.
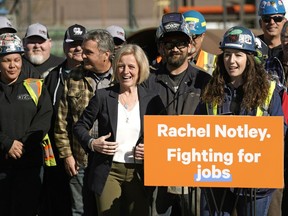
[144,115,284,188]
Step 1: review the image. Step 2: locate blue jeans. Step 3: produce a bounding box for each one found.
[70,167,84,216]
[69,165,96,216]
[200,188,273,216]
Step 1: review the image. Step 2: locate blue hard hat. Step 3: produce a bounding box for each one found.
[183,10,206,35]
[156,12,191,41]
[219,26,256,53]
[258,0,286,16]
[0,33,24,54]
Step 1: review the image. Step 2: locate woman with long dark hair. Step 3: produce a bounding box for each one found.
[196,26,284,216]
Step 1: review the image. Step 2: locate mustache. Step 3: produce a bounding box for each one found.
[168,51,181,56]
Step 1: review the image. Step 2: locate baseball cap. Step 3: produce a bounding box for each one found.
[0,16,17,33]
[64,24,87,43]
[106,25,126,42]
[24,23,49,40]
[156,12,191,41]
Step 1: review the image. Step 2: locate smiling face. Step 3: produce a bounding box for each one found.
[116,54,139,90]
[81,39,110,73]
[159,34,191,68]
[0,53,22,84]
[223,49,247,86]
[24,36,52,65]
[260,14,286,38]
[64,40,83,62]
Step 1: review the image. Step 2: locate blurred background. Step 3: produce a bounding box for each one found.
[2,0,288,57]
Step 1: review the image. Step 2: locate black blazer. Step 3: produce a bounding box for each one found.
[74,83,165,195]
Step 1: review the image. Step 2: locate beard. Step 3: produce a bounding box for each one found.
[166,52,187,68]
[28,54,45,65]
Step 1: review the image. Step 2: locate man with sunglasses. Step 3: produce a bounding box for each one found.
[183,10,216,75]
[145,12,211,216]
[258,0,286,59]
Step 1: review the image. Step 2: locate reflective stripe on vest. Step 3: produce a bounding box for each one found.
[256,81,276,116]
[206,81,276,116]
[23,78,43,105]
[23,78,57,167]
[196,50,216,75]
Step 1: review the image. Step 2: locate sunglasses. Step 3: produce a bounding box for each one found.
[262,16,284,23]
[162,41,188,50]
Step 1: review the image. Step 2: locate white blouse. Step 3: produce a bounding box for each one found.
[114,101,141,163]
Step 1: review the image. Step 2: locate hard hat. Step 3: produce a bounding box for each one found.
[156,12,190,42]
[0,33,24,54]
[258,0,286,16]
[255,37,268,64]
[219,26,256,53]
[183,10,206,35]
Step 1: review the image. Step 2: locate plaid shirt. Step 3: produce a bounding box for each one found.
[54,66,113,166]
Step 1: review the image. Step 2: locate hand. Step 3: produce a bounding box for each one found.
[91,133,118,155]
[134,143,144,160]
[8,140,24,159]
[64,155,79,176]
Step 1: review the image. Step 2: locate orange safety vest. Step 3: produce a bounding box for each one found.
[195,49,216,75]
[23,78,56,167]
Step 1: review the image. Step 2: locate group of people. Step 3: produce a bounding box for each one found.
[0,0,288,216]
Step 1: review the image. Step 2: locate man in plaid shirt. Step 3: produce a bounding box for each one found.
[54,29,114,216]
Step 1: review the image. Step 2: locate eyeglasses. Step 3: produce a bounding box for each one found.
[262,16,284,23]
[192,34,202,40]
[162,41,188,50]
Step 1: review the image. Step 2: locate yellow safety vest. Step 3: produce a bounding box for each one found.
[23,78,56,167]
[206,81,276,116]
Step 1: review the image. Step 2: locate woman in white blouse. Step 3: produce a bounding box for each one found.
[74,44,165,216]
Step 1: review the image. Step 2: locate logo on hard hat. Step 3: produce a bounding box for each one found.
[188,22,196,31]
[227,29,252,45]
[260,0,284,9]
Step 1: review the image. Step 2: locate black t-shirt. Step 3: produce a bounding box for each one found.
[168,70,186,93]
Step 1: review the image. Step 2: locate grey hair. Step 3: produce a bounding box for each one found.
[83,29,115,61]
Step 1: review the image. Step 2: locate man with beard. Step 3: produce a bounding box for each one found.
[144,12,211,215]
[0,16,40,78]
[41,24,87,216]
[54,29,114,216]
[23,23,64,79]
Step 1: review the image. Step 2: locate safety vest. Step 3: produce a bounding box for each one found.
[23,78,56,167]
[206,81,276,116]
[196,49,216,75]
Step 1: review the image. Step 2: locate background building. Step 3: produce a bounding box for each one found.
[0,0,274,56]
